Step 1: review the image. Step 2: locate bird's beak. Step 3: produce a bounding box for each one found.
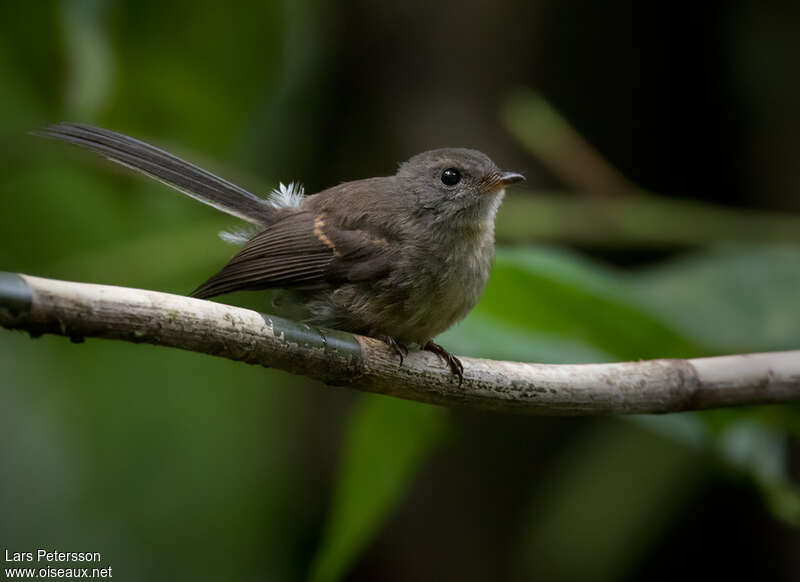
[486,171,525,192]
[499,171,525,186]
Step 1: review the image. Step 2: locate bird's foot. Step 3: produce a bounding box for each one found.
[423,340,464,386]
[378,335,409,365]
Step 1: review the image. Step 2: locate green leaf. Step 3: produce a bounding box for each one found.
[470,247,703,360]
[716,420,800,525]
[309,395,448,582]
[440,311,614,364]
[630,244,800,352]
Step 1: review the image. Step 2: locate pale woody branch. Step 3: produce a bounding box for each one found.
[1,272,798,415]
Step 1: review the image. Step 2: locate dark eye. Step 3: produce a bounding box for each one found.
[441,168,461,186]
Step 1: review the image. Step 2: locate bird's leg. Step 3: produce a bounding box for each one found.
[422,340,464,386]
[378,335,409,365]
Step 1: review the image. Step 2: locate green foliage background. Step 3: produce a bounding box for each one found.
[2,1,799,580]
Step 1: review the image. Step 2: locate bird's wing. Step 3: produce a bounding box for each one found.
[191,210,393,298]
[33,123,274,224]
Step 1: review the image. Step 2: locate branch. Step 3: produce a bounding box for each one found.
[1,272,798,415]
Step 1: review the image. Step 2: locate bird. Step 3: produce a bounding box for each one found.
[34,123,524,383]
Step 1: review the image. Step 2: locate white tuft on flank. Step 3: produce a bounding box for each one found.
[218,181,304,244]
[219,227,257,245]
[266,181,305,209]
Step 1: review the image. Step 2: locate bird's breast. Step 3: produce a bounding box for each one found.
[395,218,496,342]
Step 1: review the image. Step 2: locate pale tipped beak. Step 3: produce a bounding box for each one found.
[499,171,525,186]
[484,170,526,193]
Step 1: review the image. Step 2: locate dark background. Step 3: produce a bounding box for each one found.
[2,1,800,580]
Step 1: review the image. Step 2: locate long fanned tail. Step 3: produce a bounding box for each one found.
[33,123,273,224]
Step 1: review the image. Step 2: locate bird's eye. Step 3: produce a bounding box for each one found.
[441,168,461,186]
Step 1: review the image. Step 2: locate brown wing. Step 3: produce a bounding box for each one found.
[191,211,392,299]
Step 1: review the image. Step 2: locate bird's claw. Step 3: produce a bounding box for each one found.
[423,340,464,386]
[378,335,409,365]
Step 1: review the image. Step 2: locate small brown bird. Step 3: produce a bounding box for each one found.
[35,123,524,382]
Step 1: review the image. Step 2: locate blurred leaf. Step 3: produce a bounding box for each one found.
[474,247,703,360]
[0,331,314,580]
[716,421,800,525]
[0,162,137,271]
[0,3,63,119]
[456,244,800,361]
[631,244,800,352]
[503,89,633,195]
[495,192,800,248]
[106,0,285,157]
[309,395,448,582]
[501,90,800,249]
[62,0,114,118]
[441,311,613,364]
[515,420,707,582]
[634,413,800,526]
[46,219,235,290]
[0,55,47,137]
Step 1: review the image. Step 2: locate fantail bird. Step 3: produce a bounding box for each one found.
[34,123,524,382]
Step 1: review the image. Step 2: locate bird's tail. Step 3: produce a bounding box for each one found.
[33,123,272,224]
